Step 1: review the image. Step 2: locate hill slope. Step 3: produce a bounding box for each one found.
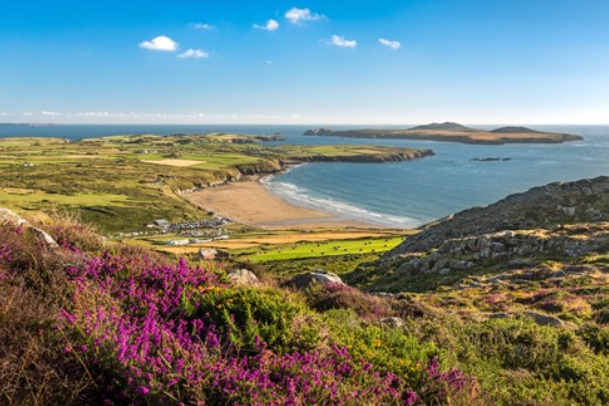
[388,176,609,256]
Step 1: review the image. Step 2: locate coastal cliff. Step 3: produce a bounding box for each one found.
[388,176,609,256]
[356,176,609,295]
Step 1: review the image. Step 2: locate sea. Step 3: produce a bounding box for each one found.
[1,124,608,228]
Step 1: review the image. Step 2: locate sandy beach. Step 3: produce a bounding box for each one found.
[185,180,375,229]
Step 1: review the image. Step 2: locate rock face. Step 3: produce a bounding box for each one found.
[0,207,58,248]
[394,225,609,277]
[226,269,259,285]
[388,177,609,257]
[286,270,345,289]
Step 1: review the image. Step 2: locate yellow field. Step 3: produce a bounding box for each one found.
[142,159,205,167]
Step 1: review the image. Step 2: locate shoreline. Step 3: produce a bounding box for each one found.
[185,177,381,230]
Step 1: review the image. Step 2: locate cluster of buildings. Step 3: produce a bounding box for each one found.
[151,217,232,232]
[151,217,233,247]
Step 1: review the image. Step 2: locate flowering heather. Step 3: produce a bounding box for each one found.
[57,247,475,405]
[0,218,478,405]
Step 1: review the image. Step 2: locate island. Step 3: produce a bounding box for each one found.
[0,122,59,127]
[303,122,583,145]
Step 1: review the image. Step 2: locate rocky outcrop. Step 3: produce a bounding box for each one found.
[0,207,58,249]
[303,128,334,136]
[489,311,570,327]
[395,224,609,277]
[470,157,512,162]
[388,177,609,257]
[227,269,259,285]
[285,270,345,289]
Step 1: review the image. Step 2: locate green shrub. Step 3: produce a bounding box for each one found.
[324,309,439,386]
[304,282,393,321]
[184,286,321,354]
[578,324,609,355]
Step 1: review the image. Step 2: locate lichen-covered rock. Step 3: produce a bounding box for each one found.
[0,207,58,248]
[286,270,345,289]
[524,312,568,327]
[226,269,259,285]
[0,207,28,226]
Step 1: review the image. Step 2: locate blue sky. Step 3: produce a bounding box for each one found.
[1,0,608,124]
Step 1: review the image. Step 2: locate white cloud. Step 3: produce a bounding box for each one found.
[139,35,179,52]
[177,49,209,59]
[254,19,279,31]
[329,35,357,49]
[42,110,60,116]
[193,23,214,30]
[77,111,110,117]
[285,7,325,24]
[379,38,401,50]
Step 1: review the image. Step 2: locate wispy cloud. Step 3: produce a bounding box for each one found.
[139,35,179,52]
[285,7,325,24]
[77,111,110,117]
[266,60,274,65]
[329,35,357,49]
[254,19,279,31]
[379,38,401,50]
[193,23,214,30]
[42,110,61,116]
[177,49,209,59]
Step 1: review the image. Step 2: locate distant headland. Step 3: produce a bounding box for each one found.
[0,123,59,127]
[304,122,584,145]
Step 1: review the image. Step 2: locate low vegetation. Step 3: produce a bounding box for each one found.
[0,214,475,405]
[2,207,609,405]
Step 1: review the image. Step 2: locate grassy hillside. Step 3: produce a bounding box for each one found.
[1,208,609,405]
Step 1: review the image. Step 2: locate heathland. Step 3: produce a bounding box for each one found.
[1,132,609,405]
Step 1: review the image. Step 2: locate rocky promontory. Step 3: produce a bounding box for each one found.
[388,176,609,256]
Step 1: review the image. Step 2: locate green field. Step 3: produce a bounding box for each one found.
[0,133,427,234]
[243,237,404,262]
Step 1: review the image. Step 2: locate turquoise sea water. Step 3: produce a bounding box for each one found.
[1,124,608,228]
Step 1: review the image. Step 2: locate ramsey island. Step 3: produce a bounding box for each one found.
[304,122,584,145]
